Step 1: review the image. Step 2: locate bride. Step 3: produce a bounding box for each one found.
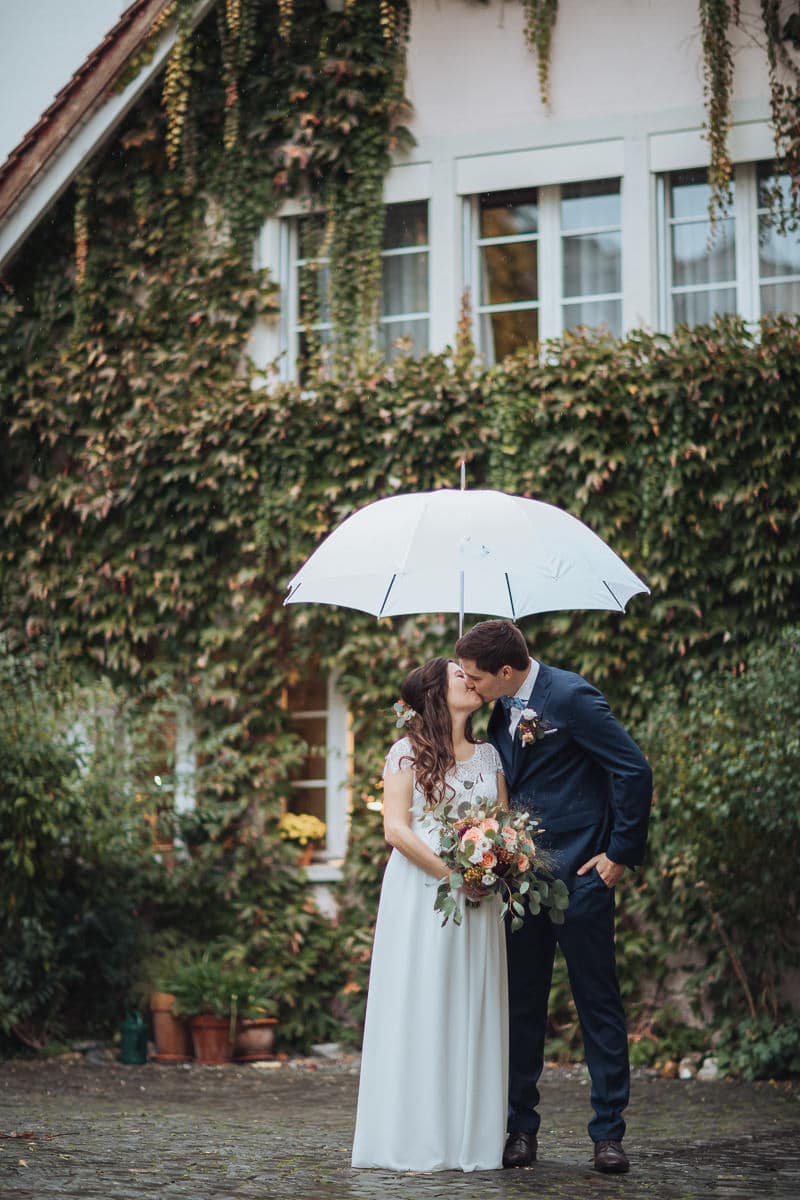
[351,657,509,1172]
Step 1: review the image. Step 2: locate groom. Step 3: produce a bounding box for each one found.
[456,619,652,1175]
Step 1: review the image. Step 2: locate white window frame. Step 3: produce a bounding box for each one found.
[657,161,800,332]
[281,213,333,381]
[281,203,431,381]
[378,204,431,356]
[464,179,623,354]
[287,673,352,875]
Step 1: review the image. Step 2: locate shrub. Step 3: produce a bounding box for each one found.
[628,631,800,1066]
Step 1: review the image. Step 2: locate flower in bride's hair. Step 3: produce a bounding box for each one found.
[392,699,417,728]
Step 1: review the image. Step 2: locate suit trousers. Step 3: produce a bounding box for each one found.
[506,870,630,1143]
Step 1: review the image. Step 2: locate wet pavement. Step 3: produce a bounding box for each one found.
[0,1056,798,1199]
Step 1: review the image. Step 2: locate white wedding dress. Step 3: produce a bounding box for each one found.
[351,738,508,1173]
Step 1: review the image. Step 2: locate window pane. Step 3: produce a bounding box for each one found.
[287,676,327,712]
[760,280,800,317]
[381,251,428,316]
[562,298,622,336]
[758,221,800,279]
[384,201,428,250]
[298,327,332,382]
[480,241,538,305]
[480,308,538,364]
[298,261,331,325]
[298,214,328,260]
[757,163,792,212]
[289,785,326,824]
[378,317,430,359]
[479,190,538,238]
[672,218,735,286]
[290,715,327,780]
[562,231,621,298]
[561,180,620,231]
[673,287,737,328]
[670,170,733,220]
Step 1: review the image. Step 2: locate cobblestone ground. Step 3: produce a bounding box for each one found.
[0,1056,798,1200]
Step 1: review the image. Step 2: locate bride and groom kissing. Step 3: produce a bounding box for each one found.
[351,619,653,1175]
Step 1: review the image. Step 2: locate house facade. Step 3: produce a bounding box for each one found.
[1,0,797,899]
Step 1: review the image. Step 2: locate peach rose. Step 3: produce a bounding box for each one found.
[516,854,530,872]
[482,851,497,869]
[480,818,500,833]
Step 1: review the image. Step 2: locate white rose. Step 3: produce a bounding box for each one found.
[521,708,536,721]
[481,872,496,886]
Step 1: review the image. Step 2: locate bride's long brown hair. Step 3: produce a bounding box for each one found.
[399,657,476,807]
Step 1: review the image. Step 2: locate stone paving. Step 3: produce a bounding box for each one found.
[0,1056,798,1200]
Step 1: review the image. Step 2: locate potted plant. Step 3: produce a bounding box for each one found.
[132,936,196,1062]
[166,949,274,1065]
[278,811,327,866]
[149,989,193,1062]
[235,1009,279,1061]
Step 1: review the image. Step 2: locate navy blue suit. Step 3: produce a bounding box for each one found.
[488,662,652,1143]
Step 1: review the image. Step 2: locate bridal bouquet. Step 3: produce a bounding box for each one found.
[432,798,569,930]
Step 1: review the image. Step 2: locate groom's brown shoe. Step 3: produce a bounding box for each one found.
[502,1131,537,1167]
[593,1140,630,1173]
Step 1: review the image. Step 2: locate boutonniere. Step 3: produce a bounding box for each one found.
[517,708,557,748]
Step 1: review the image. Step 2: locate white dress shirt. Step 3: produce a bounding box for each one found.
[507,658,540,738]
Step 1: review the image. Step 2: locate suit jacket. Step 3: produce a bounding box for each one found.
[488,662,652,883]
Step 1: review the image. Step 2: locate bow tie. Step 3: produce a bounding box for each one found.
[500,695,529,711]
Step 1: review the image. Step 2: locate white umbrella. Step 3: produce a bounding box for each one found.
[284,487,649,632]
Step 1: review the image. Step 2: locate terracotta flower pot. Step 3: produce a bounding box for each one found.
[235,1018,278,1061]
[188,1014,236,1065]
[297,842,315,867]
[149,992,192,1062]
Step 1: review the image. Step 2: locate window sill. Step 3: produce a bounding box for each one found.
[305,859,343,883]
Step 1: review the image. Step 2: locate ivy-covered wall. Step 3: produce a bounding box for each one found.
[1,0,799,1061]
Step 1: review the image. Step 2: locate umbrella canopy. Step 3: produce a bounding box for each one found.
[284,488,649,624]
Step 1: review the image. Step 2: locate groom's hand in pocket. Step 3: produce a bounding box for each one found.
[577,852,624,888]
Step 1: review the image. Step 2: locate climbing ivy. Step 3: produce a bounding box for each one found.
[699,0,735,226]
[521,0,559,108]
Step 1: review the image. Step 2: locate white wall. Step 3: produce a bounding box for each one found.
[405,0,770,142]
[0,0,131,165]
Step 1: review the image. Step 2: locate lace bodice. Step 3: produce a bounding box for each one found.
[383,737,504,822]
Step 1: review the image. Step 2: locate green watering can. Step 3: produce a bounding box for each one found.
[119,1010,148,1065]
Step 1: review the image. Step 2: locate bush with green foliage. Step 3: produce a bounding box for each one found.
[628,632,800,1075]
[0,645,154,1045]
